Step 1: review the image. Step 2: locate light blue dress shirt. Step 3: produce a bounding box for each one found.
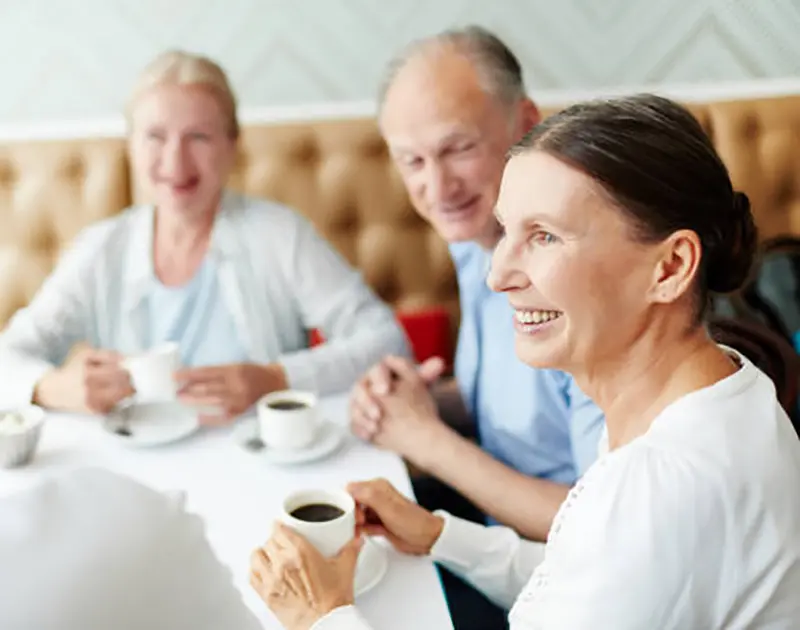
[451,242,606,485]
[146,257,249,367]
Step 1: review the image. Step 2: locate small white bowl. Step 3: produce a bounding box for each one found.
[0,405,46,469]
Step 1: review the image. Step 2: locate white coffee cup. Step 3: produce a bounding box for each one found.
[257,390,319,450]
[122,342,180,404]
[281,488,356,557]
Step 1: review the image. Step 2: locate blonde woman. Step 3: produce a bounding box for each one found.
[0,50,408,422]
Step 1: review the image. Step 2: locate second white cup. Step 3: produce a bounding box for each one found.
[257,390,319,450]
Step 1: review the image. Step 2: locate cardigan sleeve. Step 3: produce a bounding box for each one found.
[276,213,411,395]
[0,224,106,406]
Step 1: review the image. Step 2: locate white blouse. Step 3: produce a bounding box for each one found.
[316,351,800,629]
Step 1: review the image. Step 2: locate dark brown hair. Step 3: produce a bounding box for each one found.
[510,93,757,311]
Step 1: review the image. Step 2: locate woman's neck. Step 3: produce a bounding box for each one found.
[152,209,215,286]
[574,322,738,451]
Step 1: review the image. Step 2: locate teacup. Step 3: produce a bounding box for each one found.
[0,405,46,469]
[122,342,180,404]
[280,488,356,557]
[257,390,319,450]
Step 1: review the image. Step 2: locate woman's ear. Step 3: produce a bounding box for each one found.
[648,230,702,305]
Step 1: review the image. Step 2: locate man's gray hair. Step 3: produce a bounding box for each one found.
[378,25,527,110]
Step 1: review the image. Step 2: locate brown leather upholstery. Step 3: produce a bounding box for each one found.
[0,138,130,326]
[2,95,800,339]
[232,120,459,322]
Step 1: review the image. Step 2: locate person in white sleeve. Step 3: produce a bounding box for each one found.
[247,94,800,629]
[0,50,408,423]
[0,468,262,630]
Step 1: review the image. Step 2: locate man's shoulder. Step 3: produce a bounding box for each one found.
[448,240,486,267]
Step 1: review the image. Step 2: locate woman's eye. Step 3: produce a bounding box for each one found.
[532,231,558,245]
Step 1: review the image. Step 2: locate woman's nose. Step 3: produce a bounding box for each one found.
[487,239,527,294]
[160,139,188,178]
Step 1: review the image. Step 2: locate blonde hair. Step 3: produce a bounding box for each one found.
[127,50,240,138]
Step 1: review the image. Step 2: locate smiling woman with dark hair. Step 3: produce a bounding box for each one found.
[249,94,800,630]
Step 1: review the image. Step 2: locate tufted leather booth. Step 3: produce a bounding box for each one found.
[2,94,800,358]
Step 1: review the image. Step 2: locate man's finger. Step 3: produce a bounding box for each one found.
[352,385,382,422]
[417,356,446,384]
[368,361,395,396]
[381,355,420,383]
[350,408,380,441]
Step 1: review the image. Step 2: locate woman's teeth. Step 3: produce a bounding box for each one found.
[515,310,562,325]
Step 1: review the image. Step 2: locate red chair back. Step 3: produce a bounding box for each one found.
[308,307,453,367]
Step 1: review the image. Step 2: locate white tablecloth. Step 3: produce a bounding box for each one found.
[0,396,454,629]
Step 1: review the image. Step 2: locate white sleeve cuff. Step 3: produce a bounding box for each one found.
[429,510,490,572]
[311,605,373,630]
[0,352,53,407]
[429,510,545,612]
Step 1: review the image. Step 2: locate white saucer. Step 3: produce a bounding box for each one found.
[354,538,389,597]
[235,418,346,465]
[103,401,199,448]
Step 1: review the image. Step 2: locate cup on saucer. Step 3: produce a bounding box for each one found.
[122,342,180,404]
[257,390,320,451]
[280,487,356,557]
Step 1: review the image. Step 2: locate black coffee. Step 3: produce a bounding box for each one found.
[267,399,308,411]
[290,503,344,522]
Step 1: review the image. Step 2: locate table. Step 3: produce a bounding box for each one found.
[0,396,454,629]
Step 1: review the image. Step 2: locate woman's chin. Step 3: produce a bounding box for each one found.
[515,338,565,371]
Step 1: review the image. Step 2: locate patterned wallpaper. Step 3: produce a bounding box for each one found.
[2,0,800,124]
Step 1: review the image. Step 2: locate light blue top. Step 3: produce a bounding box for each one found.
[146,257,249,367]
[451,242,606,485]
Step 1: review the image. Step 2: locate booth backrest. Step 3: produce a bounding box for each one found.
[2,94,800,356]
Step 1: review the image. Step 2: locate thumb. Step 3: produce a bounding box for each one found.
[336,534,364,570]
[416,356,445,384]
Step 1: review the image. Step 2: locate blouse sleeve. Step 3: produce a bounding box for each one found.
[431,512,546,611]
[311,513,545,630]
[511,445,725,630]
[311,606,375,630]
